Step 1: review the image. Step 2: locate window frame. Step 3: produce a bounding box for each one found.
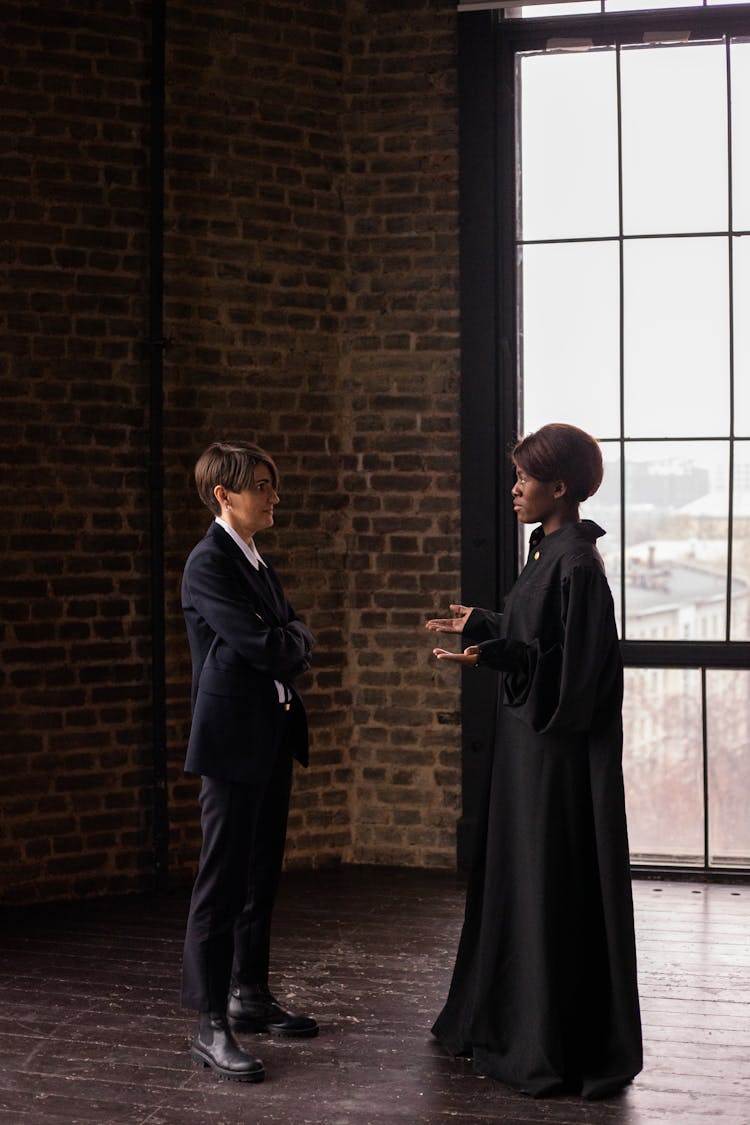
[457,3,750,877]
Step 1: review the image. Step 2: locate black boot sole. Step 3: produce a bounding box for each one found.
[190,1047,265,1082]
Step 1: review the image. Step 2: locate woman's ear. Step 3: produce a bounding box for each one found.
[553,480,567,499]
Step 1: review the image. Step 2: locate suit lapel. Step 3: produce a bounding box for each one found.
[208,523,284,622]
[259,558,287,619]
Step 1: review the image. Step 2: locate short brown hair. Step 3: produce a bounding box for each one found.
[194,440,279,515]
[512,423,603,503]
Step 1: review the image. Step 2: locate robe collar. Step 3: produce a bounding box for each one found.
[528,519,606,552]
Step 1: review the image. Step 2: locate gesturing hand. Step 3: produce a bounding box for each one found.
[425,604,474,634]
[432,645,480,667]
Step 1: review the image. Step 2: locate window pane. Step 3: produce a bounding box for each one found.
[706,670,750,867]
[730,441,750,640]
[607,0,701,9]
[520,241,620,437]
[624,441,729,641]
[518,51,618,240]
[734,238,750,436]
[731,42,750,231]
[620,43,728,236]
[517,2,601,20]
[623,667,704,864]
[623,238,729,438]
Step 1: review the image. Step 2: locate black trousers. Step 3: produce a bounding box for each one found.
[180,737,294,1012]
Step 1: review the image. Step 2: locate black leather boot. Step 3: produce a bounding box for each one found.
[228,984,318,1038]
[190,1011,265,1081]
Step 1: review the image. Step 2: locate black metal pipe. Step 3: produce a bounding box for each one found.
[147,0,169,891]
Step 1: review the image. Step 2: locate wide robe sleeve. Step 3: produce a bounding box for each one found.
[183,548,314,683]
[463,607,503,644]
[476,561,617,736]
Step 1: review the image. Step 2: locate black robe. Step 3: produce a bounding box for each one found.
[432,520,643,1099]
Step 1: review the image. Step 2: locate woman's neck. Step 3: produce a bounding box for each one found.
[541,507,580,535]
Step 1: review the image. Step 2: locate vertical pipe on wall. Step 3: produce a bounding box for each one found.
[147,0,169,891]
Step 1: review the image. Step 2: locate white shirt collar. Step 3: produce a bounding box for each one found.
[214,516,266,571]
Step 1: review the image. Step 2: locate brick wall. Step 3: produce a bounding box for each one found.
[0,0,153,901]
[343,0,461,866]
[0,0,461,903]
[162,0,355,877]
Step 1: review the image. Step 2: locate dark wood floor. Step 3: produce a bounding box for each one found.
[0,867,748,1125]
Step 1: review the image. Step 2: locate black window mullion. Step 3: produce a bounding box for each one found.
[616,40,627,638]
[701,667,710,870]
[621,640,750,668]
[521,229,750,246]
[726,34,736,642]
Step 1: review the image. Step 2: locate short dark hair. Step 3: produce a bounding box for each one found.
[512,423,603,504]
[194,440,279,515]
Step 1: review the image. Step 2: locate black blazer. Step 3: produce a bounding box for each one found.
[181,522,314,784]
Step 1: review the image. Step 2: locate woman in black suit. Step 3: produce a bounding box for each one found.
[180,440,317,1083]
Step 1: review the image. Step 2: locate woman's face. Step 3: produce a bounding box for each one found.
[215,466,279,543]
[511,465,564,529]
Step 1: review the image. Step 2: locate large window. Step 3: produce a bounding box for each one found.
[458,3,750,873]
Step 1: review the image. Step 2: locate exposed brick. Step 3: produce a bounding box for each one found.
[1,0,460,903]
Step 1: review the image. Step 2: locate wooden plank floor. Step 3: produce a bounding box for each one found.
[0,868,748,1124]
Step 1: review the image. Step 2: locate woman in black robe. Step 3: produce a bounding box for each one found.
[427,423,642,1100]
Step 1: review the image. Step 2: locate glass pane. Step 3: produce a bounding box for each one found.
[706,670,750,867]
[521,241,620,437]
[518,51,618,241]
[517,2,601,19]
[581,441,622,633]
[620,43,728,236]
[607,0,701,9]
[623,667,704,864]
[623,237,729,438]
[731,42,750,231]
[735,237,750,435]
[730,441,750,640]
[624,441,729,641]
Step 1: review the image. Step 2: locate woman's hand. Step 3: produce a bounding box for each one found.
[425,604,474,634]
[433,645,480,667]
